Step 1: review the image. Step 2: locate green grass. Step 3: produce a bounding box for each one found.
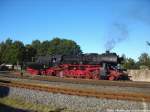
[0,97,74,112]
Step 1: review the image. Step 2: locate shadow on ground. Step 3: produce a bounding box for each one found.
[0,85,65,112]
[0,103,35,112]
[0,85,35,112]
[49,107,67,112]
[0,85,9,98]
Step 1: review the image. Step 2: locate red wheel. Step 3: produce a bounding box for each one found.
[92,75,98,79]
[56,71,64,77]
[109,76,115,80]
[85,75,90,79]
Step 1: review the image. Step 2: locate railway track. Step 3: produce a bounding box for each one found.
[0,71,150,88]
[0,78,150,102]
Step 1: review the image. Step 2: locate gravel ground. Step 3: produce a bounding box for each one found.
[0,75,150,112]
[0,76,150,95]
[4,87,150,112]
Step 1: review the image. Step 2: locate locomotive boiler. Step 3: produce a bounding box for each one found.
[26,51,129,80]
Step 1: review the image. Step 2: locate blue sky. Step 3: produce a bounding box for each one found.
[0,0,150,60]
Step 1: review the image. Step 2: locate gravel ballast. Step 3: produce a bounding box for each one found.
[0,76,150,95]
[2,86,150,112]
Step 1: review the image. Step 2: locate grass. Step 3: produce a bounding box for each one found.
[0,97,73,112]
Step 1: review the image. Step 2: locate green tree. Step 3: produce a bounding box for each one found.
[24,44,36,62]
[40,40,50,55]
[122,54,137,69]
[31,40,41,56]
[48,38,82,55]
[0,42,4,64]
[123,58,137,69]
[12,41,25,64]
[0,42,4,63]
[1,40,25,64]
[5,38,13,46]
[0,37,82,64]
[138,53,150,69]
[0,38,13,63]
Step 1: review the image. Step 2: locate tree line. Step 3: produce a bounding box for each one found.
[0,38,82,65]
[0,38,150,69]
[122,53,150,69]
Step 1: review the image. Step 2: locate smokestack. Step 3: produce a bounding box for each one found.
[106,50,110,54]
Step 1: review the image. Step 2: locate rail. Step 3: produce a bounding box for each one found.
[0,72,150,88]
[0,79,150,102]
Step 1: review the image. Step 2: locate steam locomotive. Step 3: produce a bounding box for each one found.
[26,51,129,80]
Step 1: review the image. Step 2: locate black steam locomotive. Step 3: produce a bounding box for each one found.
[26,51,129,80]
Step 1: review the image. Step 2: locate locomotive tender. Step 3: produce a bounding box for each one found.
[26,51,129,80]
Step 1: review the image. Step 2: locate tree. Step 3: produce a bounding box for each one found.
[5,38,13,46]
[40,40,50,55]
[31,40,41,56]
[14,41,24,64]
[48,38,82,55]
[0,38,13,64]
[0,43,3,64]
[138,53,150,68]
[0,42,5,64]
[24,44,36,62]
[123,58,137,69]
[122,54,137,69]
[0,37,82,64]
[4,41,25,64]
[0,39,25,65]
